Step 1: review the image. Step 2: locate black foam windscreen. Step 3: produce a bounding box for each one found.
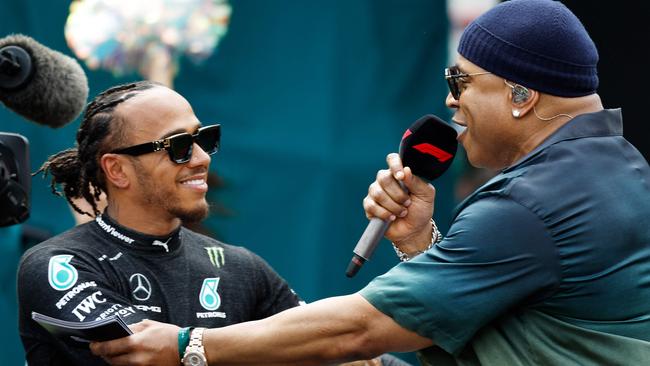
[398,114,458,181]
[0,34,88,128]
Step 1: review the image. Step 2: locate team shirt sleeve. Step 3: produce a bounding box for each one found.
[245,250,303,319]
[17,244,149,365]
[359,195,562,355]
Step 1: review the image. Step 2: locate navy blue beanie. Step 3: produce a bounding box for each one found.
[458,0,598,97]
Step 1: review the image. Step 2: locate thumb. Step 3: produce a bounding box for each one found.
[128,319,152,333]
[403,167,435,201]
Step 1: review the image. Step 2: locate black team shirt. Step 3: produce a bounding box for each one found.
[18,213,302,365]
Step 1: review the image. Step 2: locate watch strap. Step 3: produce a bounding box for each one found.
[178,327,192,361]
[182,327,207,365]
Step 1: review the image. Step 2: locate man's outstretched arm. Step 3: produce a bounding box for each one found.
[91,293,433,365]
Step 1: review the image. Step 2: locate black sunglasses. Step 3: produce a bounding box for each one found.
[444,66,491,100]
[110,124,221,164]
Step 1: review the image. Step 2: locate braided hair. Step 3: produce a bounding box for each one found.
[38,80,159,218]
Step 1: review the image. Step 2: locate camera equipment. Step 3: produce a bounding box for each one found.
[0,34,89,227]
[0,132,29,226]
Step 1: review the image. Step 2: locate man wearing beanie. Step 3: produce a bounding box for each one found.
[92,1,650,365]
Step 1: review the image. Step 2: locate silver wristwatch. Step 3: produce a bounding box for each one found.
[182,327,207,366]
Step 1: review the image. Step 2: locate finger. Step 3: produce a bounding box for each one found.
[386,153,405,181]
[98,355,127,366]
[128,320,148,333]
[402,167,436,201]
[375,170,410,206]
[363,196,396,222]
[90,337,132,358]
[368,176,408,216]
[99,352,143,366]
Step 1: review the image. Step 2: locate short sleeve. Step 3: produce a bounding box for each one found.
[246,251,303,318]
[359,196,561,355]
[17,245,148,365]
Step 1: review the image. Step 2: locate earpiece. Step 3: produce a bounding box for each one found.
[511,84,530,104]
[504,80,530,104]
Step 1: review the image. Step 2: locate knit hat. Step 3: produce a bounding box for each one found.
[457,0,598,97]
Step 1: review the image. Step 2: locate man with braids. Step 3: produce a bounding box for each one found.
[17,81,406,366]
[16,81,297,366]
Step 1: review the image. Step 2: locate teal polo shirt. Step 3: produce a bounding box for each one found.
[360,109,650,365]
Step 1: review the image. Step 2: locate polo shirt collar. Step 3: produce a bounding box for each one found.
[504,108,622,173]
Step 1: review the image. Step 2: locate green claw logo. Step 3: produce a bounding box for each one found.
[205,247,225,268]
[48,255,78,291]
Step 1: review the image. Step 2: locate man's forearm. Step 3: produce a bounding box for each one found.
[204,294,432,365]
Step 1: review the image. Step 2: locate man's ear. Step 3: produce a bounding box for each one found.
[508,84,539,119]
[100,154,131,189]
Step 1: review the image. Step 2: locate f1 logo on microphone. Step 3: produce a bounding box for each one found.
[412,143,453,163]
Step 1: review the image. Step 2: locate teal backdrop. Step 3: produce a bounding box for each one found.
[0,1,453,364]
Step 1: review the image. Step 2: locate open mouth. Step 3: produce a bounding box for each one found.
[179,175,208,191]
[180,178,206,186]
[451,118,467,139]
[451,123,466,134]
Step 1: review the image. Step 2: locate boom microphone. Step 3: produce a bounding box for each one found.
[0,34,88,127]
[346,114,458,277]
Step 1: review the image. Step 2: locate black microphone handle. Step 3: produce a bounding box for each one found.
[346,181,408,277]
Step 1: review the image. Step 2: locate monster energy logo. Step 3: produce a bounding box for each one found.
[205,247,225,268]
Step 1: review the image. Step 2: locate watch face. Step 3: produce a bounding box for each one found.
[183,351,207,366]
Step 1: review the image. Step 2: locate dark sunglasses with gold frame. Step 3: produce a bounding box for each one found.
[110,124,221,164]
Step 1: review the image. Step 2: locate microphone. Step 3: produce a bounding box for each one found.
[0,35,89,226]
[346,114,458,277]
[0,34,88,127]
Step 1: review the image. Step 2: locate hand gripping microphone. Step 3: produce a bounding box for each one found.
[345,114,458,277]
[0,34,89,127]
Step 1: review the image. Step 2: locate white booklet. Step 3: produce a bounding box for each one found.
[32,311,133,343]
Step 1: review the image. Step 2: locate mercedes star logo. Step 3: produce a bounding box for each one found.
[129,273,152,301]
